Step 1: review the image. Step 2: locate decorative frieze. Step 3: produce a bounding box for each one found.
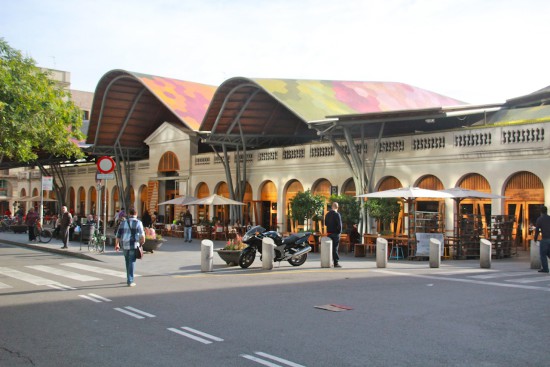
[342,143,367,155]
[379,140,404,152]
[195,157,210,165]
[258,151,278,161]
[236,153,253,163]
[502,127,544,144]
[283,148,305,159]
[310,145,334,157]
[454,132,492,147]
[412,136,445,150]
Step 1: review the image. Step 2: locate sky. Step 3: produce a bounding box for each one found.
[2,0,549,104]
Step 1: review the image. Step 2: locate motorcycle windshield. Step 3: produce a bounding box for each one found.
[245,225,265,236]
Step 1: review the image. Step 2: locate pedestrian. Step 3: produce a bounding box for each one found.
[25,207,39,242]
[141,209,152,228]
[183,208,193,243]
[60,205,72,249]
[534,205,550,273]
[349,223,360,253]
[325,202,343,268]
[115,207,145,287]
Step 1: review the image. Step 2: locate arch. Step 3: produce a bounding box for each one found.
[312,178,332,201]
[377,176,402,191]
[138,184,148,214]
[258,180,277,229]
[342,178,356,196]
[77,186,86,216]
[215,182,229,223]
[455,173,494,241]
[195,182,210,222]
[504,171,544,248]
[112,186,121,216]
[69,187,76,213]
[158,151,180,172]
[284,179,304,233]
[127,185,136,209]
[242,182,253,226]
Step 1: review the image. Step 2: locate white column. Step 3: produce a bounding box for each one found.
[429,238,441,268]
[321,237,332,268]
[530,240,541,270]
[376,237,388,268]
[480,238,492,269]
[200,240,214,272]
[262,237,275,270]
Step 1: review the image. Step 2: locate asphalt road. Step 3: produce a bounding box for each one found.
[1,236,549,366]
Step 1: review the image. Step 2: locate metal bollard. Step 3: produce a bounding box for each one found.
[376,237,388,268]
[321,237,332,268]
[262,237,275,270]
[531,240,541,270]
[480,238,492,269]
[429,238,441,268]
[200,240,214,272]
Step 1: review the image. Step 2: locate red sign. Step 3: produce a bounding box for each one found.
[96,156,116,174]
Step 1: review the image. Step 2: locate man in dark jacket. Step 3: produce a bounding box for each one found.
[534,206,550,273]
[25,208,39,241]
[60,205,72,249]
[325,202,343,268]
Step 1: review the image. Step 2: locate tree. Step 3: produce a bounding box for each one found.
[364,198,401,235]
[290,190,325,231]
[0,38,84,165]
[328,194,361,232]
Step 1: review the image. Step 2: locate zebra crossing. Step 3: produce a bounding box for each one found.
[0,263,131,291]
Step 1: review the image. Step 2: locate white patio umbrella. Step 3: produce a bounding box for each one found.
[185,194,245,206]
[158,196,197,206]
[26,195,57,202]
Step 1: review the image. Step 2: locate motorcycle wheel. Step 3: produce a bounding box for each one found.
[239,248,256,269]
[288,252,308,266]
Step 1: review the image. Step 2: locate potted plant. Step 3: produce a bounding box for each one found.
[290,189,325,232]
[143,227,165,253]
[216,234,247,266]
[364,198,401,235]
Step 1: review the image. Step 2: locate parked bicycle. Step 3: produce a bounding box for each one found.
[88,226,105,252]
[34,222,53,243]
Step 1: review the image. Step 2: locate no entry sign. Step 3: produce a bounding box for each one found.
[96,156,116,174]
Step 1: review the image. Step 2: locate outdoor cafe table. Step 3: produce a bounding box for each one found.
[359,234,410,258]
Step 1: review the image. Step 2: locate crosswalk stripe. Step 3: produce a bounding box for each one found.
[114,307,145,319]
[61,263,133,278]
[124,306,155,318]
[47,284,76,291]
[0,267,61,286]
[181,327,223,342]
[506,276,550,284]
[0,281,13,289]
[167,328,213,344]
[26,265,101,281]
[469,271,534,279]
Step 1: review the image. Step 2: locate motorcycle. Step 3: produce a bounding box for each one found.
[238,225,312,269]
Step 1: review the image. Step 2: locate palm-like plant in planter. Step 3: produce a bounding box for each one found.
[290,190,325,232]
[364,198,401,235]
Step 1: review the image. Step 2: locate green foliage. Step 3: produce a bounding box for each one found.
[364,198,401,231]
[290,189,325,225]
[0,38,84,164]
[328,194,361,229]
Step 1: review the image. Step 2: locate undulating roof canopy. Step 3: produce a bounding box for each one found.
[86,70,216,158]
[200,78,466,148]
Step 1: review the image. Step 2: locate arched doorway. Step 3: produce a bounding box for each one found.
[259,181,277,230]
[456,173,493,237]
[158,151,180,224]
[373,176,404,234]
[284,180,304,233]
[139,185,148,215]
[342,178,356,196]
[504,171,544,249]
[77,187,85,216]
[195,182,210,223]
[69,187,76,213]
[89,186,97,215]
[415,175,446,235]
[215,182,229,224]
[242,182,253,226]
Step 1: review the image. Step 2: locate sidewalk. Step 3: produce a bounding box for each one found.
[0,229,533,276]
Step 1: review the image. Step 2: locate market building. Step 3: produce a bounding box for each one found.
[2,69,549,257]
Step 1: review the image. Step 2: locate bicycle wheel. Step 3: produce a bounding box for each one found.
[39,229,53,243]
[88,237,96,251]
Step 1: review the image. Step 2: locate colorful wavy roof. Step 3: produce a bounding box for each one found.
[133,72,217,130]
[251,79,465,122]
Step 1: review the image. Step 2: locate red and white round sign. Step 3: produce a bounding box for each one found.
[96,156,116,174]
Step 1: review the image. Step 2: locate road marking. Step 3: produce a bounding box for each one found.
[240,351,306,367]
[114,306,155,319]
[468,271,534,279]
[373,269,550,291]
[47,283,76,291]
[26,265,101,281]
[0,281,12,289]
[0,267,62,286]
[62,263,136,279]
[506,276,550,284]
[79,293,112,302]
[167,327,223,344]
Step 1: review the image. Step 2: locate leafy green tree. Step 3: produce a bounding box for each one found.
[290,189,325,231]
[0,38,84,165]
[364,198,402,234]
[328,194,361,232]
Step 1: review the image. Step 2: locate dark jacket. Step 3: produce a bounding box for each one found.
[325,210,342,235]
[535,213,550,241]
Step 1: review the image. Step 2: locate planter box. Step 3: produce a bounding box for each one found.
[143,239,164,253]
[215,249,242,266]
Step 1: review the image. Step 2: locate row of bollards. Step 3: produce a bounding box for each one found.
[200,236,540,272]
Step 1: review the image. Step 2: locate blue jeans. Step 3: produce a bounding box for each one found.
[123,249,136,284]
[540,239,550,272]
[184,226,192,242]
[328,233,340,264]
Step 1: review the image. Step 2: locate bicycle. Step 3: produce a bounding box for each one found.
[88,226,106,253]
[33,222,53,243]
